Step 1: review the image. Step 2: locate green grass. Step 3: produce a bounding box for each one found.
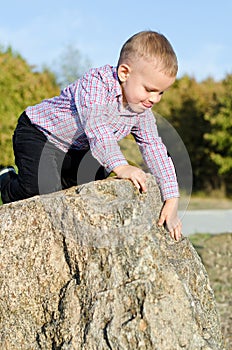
[187,196,232,210]
[188,233,212,251]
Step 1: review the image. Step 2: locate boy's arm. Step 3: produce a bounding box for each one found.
[131,111,182,240]
[131,111,179,201]
[81,110,129,173]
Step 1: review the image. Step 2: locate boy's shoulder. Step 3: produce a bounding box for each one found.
[81,65,121,97]
[84,64,118,82]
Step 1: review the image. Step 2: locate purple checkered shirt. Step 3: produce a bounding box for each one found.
[26,64,179,200]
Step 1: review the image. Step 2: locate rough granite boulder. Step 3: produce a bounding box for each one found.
[0,175,224,350]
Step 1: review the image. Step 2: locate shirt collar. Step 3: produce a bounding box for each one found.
[112,67,133,115]
[112,66,122,97]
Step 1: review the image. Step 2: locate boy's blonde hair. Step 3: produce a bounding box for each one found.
[118,30,178,77]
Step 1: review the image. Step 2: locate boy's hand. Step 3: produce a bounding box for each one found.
[113,164,147,192]
[158,197,182,241]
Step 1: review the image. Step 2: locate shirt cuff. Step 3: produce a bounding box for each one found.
[159,181,180,201]
[103,157,128,173]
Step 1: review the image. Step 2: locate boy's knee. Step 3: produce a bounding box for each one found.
[12,180,39,201]
[21,184,39,198]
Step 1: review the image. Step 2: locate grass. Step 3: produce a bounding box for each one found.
[187,196,232,210]
[188,232,212,247]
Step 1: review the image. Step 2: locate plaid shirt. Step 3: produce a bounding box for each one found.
[26,64,179,200]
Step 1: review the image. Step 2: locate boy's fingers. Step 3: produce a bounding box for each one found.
[140,181,147,192]
[170,229,175,240]
[131,176,147,192]
[169,227,179,241]
[158,215,165,226]
[159,218,182,241]
[173,224,182,241]
[132,179,140,191]
[137,174,147,192]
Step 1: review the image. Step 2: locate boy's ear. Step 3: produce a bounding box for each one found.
[117,64,131,82]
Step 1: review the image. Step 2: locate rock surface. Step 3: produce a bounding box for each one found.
[0,175,224,349]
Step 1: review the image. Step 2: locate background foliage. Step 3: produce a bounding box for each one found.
[0,46,231,196]
[0,47,59,166]
[154,75,232,196]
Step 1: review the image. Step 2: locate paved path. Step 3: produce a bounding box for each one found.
[178,209,232,236]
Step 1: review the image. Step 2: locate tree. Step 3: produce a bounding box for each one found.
[53,45,92,88]
[204,74,232,195]
[154,75,224,193]
[0,47,60,167]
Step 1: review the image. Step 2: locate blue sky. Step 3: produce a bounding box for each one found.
[0,0,231,81]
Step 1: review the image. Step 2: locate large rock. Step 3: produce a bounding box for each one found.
[0,175,224,349]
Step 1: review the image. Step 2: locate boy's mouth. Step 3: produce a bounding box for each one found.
[142,102,153,109]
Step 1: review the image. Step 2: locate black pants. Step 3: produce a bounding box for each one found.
[1,112,107,203]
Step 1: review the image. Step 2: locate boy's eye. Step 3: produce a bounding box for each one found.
[145,87,164,95]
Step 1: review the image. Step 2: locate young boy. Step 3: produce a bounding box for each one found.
[0,31,182,240]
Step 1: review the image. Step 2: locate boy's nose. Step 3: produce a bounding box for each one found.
[149,93,161,104]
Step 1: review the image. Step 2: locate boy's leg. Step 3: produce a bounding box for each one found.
[1,112,65,203]
[1,113,109,204]
[61,148,109,188]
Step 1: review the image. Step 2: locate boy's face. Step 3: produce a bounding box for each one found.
[118,58,175,113]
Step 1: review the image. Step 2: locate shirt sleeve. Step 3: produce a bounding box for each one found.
[131,110,180,201]
[75,71,128,173]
